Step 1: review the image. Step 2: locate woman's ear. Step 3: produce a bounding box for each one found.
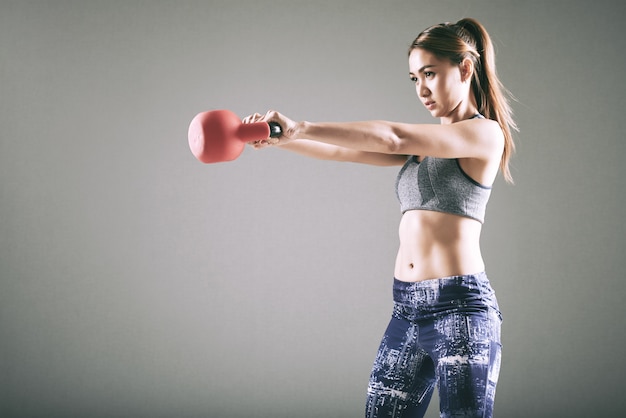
[460,58,474,82]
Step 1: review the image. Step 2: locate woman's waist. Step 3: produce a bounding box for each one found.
[395,210,483,281]
[391,272,501,319]
[394,271,490,296]
[394,239,484,282]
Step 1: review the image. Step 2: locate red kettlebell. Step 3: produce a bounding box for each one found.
[188,109,282,163]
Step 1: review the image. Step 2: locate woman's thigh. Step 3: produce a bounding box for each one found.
[432,309,502,418]
[365,314,437,418]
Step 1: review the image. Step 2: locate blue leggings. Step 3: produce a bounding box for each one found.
[365,272,502,418]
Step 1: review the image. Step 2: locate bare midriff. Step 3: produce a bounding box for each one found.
[394,210,485,282]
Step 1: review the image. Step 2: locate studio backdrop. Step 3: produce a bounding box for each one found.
[1,1,624,417]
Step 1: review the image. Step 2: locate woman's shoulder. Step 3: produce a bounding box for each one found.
[458,117,504,152]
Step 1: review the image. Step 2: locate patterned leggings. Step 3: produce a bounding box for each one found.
[365,272,502,418]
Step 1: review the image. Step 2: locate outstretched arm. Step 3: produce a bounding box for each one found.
[273,140,407,166]
[253,110,504,161]
[243,114,407,166]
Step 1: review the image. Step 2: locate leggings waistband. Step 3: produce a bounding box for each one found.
[392,272,499,317]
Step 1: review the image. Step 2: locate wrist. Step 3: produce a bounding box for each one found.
[294,120,311,139]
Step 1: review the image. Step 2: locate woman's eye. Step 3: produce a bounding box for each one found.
[410,76,418,83]
[424,71,434,78]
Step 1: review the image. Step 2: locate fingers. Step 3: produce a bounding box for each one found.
[248,140,266,149]
[248,137,278,148]
[248,139,278,149]
[242,110,279,124]
[243,110,284,148]
[242,112,263,124]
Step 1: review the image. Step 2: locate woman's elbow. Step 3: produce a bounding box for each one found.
[383,133,405,154]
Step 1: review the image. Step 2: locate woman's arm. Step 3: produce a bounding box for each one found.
[273,140,407,166]
[261,111,504,161]
[243,113,406,166]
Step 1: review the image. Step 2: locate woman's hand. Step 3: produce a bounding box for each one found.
[242,110,299,149]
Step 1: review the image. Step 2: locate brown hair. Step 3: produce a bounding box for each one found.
[410,18,517,183]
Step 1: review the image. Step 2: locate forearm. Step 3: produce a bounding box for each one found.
[277,139,406,166]
[294,120,402,154]
[278,139,346,161]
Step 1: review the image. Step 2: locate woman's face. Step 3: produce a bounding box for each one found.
[408,48,472,122]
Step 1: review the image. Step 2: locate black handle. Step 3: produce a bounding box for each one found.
[268,122,282,138]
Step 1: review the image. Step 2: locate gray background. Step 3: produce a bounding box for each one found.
[1,1,624,417]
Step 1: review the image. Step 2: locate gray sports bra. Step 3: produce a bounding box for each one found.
[394,116,492,223]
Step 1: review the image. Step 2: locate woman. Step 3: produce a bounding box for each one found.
[244,18,515,418]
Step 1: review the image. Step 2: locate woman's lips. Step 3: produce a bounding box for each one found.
[424,101,436,110]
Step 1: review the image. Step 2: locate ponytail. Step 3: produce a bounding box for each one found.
[410,18,517,183]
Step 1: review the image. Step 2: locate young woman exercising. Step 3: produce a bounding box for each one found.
[244,17,516,418]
